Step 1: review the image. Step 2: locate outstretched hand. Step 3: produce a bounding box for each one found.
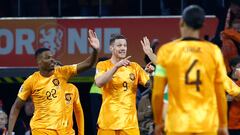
[115,56,131,68]
[88,29,100,51]
[141,36,153,55]
[145,62,155,74]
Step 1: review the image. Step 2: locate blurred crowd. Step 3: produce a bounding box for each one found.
[0,0,233,17]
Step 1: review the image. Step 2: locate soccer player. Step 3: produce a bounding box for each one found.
[54,61,84,135]
[64,83,84,135]
[7,29,100,135]
[95,34,150,135]
[151,5,228,135]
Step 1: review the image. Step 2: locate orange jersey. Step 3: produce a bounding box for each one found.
[18,65,77,130]
[224,76,240,96]
[64,83,84,135]
[95,60,149,129]
[228,80,240,129]
[153,38,227,132]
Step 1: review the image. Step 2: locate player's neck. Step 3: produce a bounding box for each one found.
[39,69,54,77]
[181,29,200,39]
[110,56,122,64]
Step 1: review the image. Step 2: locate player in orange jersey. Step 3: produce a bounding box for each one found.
[151,5,228,135]
[7,29,99,135]
[95,34,150,135]
[64,83,84,135]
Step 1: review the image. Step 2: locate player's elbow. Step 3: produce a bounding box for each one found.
[95,79,103,88]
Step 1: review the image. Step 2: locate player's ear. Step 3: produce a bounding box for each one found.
[109,45,113,52]
[179,18,184,28]
[36,56,41,65]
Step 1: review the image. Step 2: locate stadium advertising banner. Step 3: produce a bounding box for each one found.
[0,17,217,67]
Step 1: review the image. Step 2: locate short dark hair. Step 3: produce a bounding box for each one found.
[182,5,205,30]
[34,48,50,58]
[98,57,109,62]
[110,34,126,45]
[230,56,240,67]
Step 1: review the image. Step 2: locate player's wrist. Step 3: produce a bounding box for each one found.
[92,48,99,53]
[146,50,153,56]
[219,123,227,128]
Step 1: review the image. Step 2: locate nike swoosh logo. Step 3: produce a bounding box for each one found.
[33,88,43,94]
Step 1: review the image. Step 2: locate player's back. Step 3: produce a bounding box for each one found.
[157,38,226,132]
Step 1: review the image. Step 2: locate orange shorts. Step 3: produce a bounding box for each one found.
[98,128,140,135]
[31,128,65,135]
[167,132,217,135]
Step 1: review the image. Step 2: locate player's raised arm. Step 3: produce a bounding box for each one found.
[141,36,157,65]
[76,29,100,74]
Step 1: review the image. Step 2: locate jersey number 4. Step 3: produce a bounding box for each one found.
[185,60,202,91]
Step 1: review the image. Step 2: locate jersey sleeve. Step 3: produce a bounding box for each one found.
[152,47,168,125]
[215,46,227,83]
[95,62,106,79]
[58,64,77,80]
[224,76,240,96]
[73,86,84,135]
[18,75,33,101]
[136,63,150,87]
[213,46,228,128]
[155,46,167,78]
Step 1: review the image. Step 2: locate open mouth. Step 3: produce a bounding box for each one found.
[119,52,126,55]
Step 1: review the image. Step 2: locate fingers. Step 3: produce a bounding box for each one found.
[94,32,97,38]
[146,62,153,67]
[88,29,96,38]
[141,36,150,47]
[140,40,144,46]
[122,56,131,66]
[122,60,130,66]
[116,56,131,67]
[125,56,131,60]
[144,36,150,45]
[87,38,92,46]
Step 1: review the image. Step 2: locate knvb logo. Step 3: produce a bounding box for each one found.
[38,23,66,56]
[0,24,120,55]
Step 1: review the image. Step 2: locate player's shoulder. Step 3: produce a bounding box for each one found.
[67,83,77,89]
[55,64,76,71]
[201,40,217,46]
[158,39,181,51]
[201,40,221,51]
[26,71,39,80]
[130,62,142,68]
[22,72,39,85]
[97,59,110,66]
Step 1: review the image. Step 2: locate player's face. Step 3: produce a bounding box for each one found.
[39,51,55,71]
[111,39,127,59]
[0,113,7,128]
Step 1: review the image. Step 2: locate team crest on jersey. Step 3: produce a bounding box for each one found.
[65,93,73,104]
[52,79,60,86]
[129,73,135,81]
